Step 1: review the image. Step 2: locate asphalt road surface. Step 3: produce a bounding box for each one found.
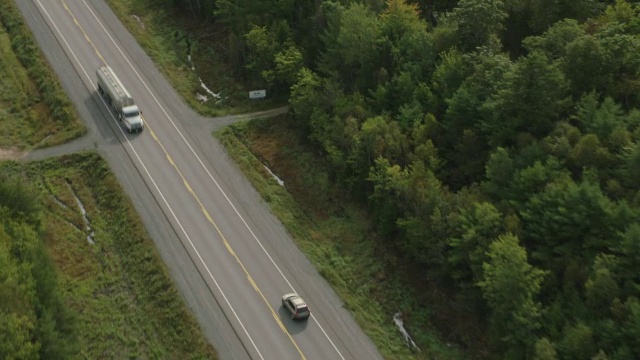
[15,0,385,359]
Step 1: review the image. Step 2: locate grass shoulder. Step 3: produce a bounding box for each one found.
[0,0,85,150]
[0,152,217,359]
[216,117,469,360]
[104,0,285,116]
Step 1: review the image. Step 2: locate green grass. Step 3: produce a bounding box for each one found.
[0,152,217,359]
[0,0,86,150]
[104,0,283,116]
[216,118,469,360]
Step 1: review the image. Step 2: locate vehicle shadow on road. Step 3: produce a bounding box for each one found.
[277,306,309,334]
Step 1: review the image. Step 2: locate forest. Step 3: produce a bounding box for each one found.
[1,0,637,358]
[161,0,640,358]
[0,176,76,359]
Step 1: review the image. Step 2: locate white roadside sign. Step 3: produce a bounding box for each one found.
[249,89,266,99]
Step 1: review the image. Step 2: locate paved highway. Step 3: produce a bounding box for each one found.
[16,0,385,359]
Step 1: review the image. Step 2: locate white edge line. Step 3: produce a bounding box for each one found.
[34,1,264,359]
[80,1,346,359]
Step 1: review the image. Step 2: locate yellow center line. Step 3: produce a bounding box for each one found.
[60,1,306,358]
[145,121,307,360]
[61,0,105,64]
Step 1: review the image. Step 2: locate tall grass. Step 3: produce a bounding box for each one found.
[0,0,85,149]
[0,152,217,359]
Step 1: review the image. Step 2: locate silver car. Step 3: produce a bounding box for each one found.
[282,293,311,320]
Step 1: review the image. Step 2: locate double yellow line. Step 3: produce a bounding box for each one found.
[60,1,306,358]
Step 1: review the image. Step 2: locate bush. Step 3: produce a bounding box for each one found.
[0,0,82,130]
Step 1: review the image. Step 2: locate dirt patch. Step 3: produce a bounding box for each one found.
[0,147,26,160]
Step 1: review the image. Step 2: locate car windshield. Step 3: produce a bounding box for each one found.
[124,110,140,118]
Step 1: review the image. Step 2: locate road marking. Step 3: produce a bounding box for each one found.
[79,1,348,358]
[52,0,347,358]
[60,0,105,64]
[134,115,309,359]
[57,0,310,358]
[37,1,265,359]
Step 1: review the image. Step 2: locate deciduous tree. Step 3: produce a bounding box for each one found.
[478,233,547,357]
[585,254,621,317]
[448,202,503,283]
[448,0,507,51]
[534,338,558,360]
[484,147,514,201]
[483,51,570,146]
[559,322,598,360]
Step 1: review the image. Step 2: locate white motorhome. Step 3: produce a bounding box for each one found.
[96,66,144,133]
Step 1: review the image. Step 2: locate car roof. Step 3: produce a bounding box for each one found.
[291,297,307,307]
[284,293,307,307]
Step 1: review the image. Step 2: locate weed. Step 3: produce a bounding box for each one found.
[0,153,217,359]
[0,0,85,149]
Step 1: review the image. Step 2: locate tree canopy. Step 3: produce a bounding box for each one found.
[0,175,75,359]
[170,0,640,357]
